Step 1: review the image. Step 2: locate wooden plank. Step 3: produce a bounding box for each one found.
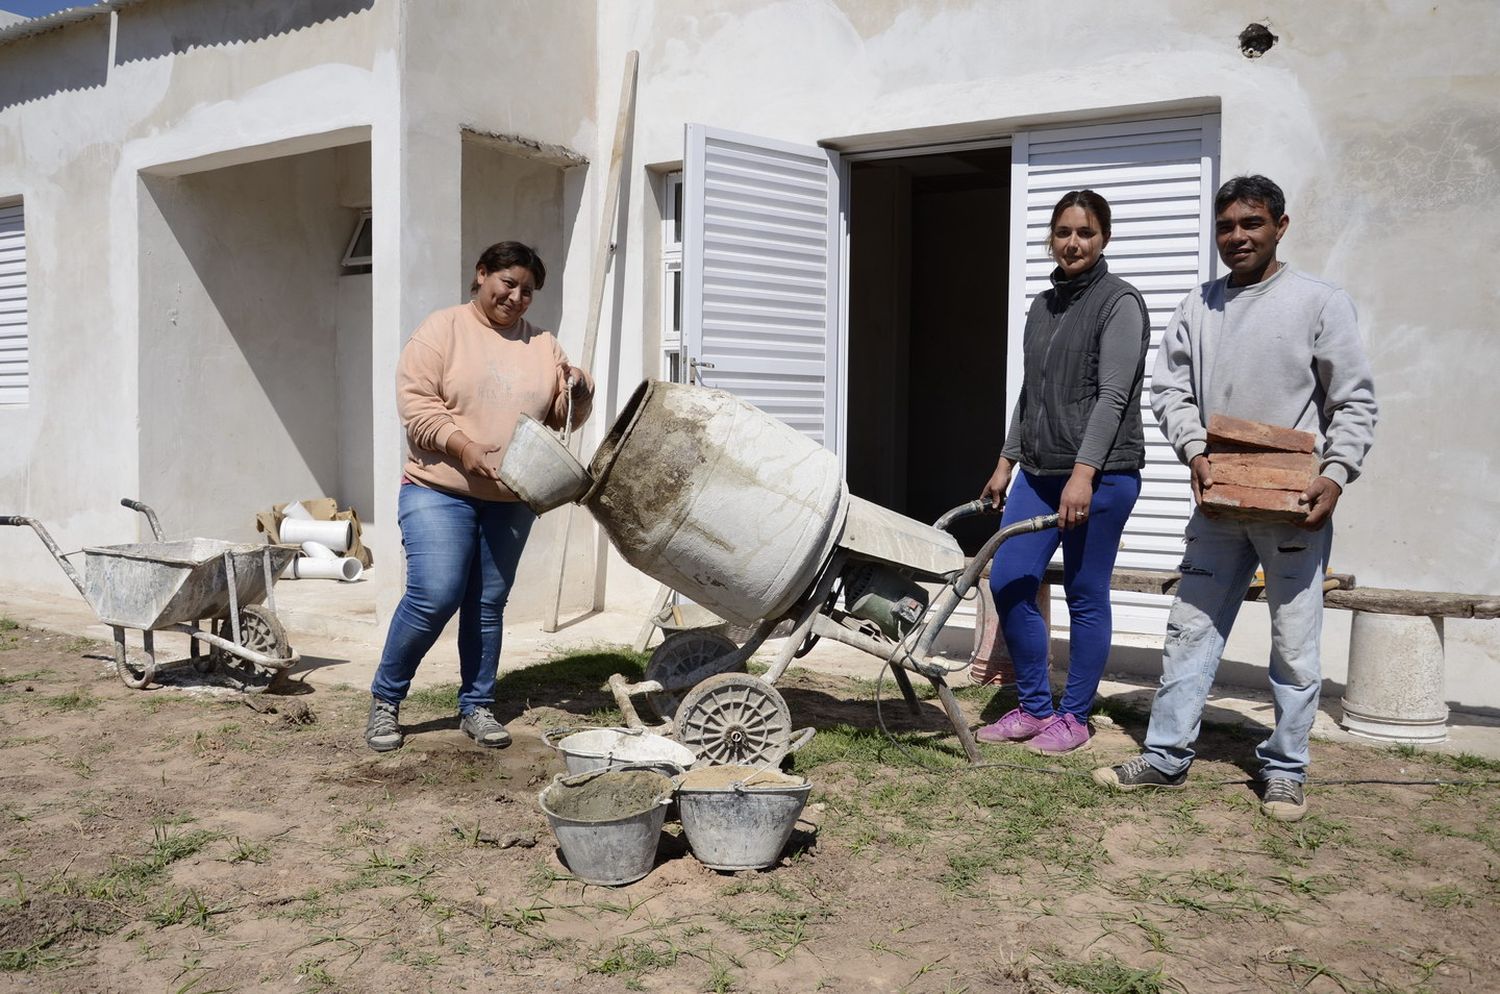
[1324,588,1500,620]
[541,50,640,633]
[1207,414,1314,453]
[1033,563,1356,599]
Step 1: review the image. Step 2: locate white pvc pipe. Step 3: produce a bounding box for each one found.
[291,556,363,582]
[280,518,352,553]
[282,501,315,520]
[300,540,339,560]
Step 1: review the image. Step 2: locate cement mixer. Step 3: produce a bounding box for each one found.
[501,380,1058,763]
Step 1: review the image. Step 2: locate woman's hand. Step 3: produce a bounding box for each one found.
[981,457,1015,506]
[445,430,502,482]
[1058,464,1097,530]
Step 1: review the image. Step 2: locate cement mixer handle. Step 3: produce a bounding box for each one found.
[933,496,1004,532]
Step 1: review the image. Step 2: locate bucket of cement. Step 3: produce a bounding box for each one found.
[675,765,811,871]
[498,414,591,515]
[544,726,698,776]
[537,768,674,885]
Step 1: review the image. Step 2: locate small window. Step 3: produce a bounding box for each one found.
[341,209,372,270]
[0,199,27,408]
[660,173,683,381]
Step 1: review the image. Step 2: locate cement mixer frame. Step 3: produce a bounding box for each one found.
[639,501,1061,763]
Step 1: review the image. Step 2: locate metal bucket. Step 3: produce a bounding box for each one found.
[675,765,812,871]
[584,380,848,627]
[498,414,592,515]
[537,768,674,886]
[544,726,698,776]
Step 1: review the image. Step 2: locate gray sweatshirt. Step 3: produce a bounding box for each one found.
[1150,264,1378,489]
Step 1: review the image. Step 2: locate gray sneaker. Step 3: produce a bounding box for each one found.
[1092,754,1188,791]
[1259,777,1308,822]
[459,706,511,748]
[365,698,403,752]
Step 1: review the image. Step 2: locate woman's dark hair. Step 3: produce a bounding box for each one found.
[1046,190,1112,256]
[1214,175,1286,221]
[470,241,547,293]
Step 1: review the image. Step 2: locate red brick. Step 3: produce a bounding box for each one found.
[1206,445,1321,474]
[1202,484,1309,523]
[1206,414,1315,453]
[1208,453,1316,492]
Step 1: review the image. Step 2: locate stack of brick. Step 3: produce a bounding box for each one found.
[1201,414,1318,523]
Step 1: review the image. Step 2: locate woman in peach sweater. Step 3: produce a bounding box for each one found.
[366,241,594,752]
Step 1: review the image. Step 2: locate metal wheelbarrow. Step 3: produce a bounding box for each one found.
[2,499,301,692]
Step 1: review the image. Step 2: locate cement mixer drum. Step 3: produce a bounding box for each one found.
[585,381,848,628]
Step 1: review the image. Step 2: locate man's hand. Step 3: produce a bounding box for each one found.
[1058,464,1097,531]
[1189,454,1213,505]
[561,364,592,397]
[1298,476,1342,530]
[981,457,1014,506]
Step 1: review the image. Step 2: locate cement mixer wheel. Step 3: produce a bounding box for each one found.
[674,673,794,768]
[645,630,742,721]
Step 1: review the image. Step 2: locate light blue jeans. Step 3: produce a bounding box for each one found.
[1142,510,1332,782]
[371,482,535,715]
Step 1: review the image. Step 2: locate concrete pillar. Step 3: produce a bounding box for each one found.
[1340,612,1449,743]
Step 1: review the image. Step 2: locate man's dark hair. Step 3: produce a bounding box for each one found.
[1214,175,1286,221]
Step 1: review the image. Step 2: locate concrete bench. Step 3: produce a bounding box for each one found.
[968,563,1495,744]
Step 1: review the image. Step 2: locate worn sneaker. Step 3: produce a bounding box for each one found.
[1259,777,1308,822]
[1027,713,1092,755]
[975,707,1054,743]
[1091,754,1188,791]
[365,698,403,752]
[459,706,512,748]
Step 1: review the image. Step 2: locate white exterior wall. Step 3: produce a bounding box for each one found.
[2,0,1497,707]
[588,0,1500,707]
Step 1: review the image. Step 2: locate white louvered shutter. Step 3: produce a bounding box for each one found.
[683,125,842,451]
[1009,116,1219,635]
[0,203,26,407]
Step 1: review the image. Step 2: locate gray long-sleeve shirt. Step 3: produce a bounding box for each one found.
[1150,264,1378,488]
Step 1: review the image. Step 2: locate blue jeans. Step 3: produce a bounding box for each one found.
[1142,511,1332,782]
[371,483,535,715]
[989,469,1141,721]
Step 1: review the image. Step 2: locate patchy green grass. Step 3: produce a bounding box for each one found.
[1042,953,1179,993]
[41,690,99,712]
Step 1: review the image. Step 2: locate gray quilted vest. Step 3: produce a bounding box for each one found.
[1013,258,1149,475]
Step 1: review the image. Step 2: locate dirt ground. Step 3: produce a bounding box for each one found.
[1,622,1498,994]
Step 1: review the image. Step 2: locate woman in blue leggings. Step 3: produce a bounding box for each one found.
[978,190,1149,754]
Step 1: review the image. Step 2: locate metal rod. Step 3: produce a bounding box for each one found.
[912,513,1059,661]
[0,517,88,600]
[182,626,298,668]
[224,550,242,646]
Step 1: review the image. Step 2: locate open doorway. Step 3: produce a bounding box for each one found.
[844,146,1011,555]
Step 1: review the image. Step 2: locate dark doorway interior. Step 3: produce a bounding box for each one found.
[845,148,1011,555]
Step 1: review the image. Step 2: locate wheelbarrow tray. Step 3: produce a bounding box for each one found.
[82,540,298,630]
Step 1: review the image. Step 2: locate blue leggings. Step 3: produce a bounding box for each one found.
[988,469,1140,720]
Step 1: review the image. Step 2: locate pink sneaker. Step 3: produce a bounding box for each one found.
[1026,713,1092,755]
[975,707,1053,743]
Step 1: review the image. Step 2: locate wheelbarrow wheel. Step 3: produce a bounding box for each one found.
[645,631,742,721]
[212,604,292,694]
[674,672,794,768]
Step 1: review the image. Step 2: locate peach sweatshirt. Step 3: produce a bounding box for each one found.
[397,301,594,502]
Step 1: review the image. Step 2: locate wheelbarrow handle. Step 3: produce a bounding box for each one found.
[119,498,166,541]
[0,516,31,527]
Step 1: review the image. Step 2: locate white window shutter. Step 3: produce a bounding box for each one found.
[0,202,26,407]
[682,125,842,452]
[1010,116,1219,635]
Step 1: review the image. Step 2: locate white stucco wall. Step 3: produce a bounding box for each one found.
[586,0,1500,706]
[2,0,1496,707]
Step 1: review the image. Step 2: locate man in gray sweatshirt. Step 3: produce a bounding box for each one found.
[1093,175,1378,822]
